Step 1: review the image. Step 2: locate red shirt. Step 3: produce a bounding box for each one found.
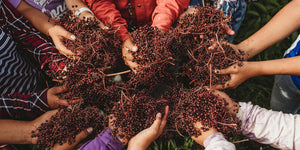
[84,0,190,41]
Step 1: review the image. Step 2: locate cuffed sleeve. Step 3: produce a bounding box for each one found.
[237,102,300,150]
[203,132,236,150]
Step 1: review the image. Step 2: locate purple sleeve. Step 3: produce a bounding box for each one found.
[7,0,21,8]
[237,102,300,149]
[78,128,124,150]
[203,132,236,150]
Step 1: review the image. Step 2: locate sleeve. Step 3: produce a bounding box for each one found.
[0,89,50,120]
[78,128,124,150]
[2,0,66,77]
[83,0,130,41]
[203,132,236,150]
[152,0,190,31]
[237,102,300,150]
[7,0,21,8]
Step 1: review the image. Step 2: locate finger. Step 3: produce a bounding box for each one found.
[67,98,84,105]
[159,105,169,131]
[51,85,69,94]
[150,113,163,131]
[225,27,235,36]
[68,127,93,147]
[124,53,134,61]
[55,40,77,56]
[58,99,69,106]
[61,30,76,41]
[211,84,226,90]
[125,61,138,73]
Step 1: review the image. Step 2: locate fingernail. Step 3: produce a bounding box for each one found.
[132,46,137,52]
[70,35,76,40]
[214,70,220,74]
[87,127,93,133]
[157,113,162,118]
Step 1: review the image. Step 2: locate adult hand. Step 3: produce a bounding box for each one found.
[127,106,169,150]
[48,25,78,58]
[47,86,82,109]
[212,61,257,90]
[51,127,93,150]
[30,109,93,149]
[122,38,138,73]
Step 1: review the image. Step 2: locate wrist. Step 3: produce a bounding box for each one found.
[24,121,37,144]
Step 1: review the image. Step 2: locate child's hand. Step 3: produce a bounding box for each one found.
[47,86,82,109]
[213,61,258,90]
[209,89,239,116]
[127,106,169,150]
[122,38,138,73]
[191,122,218,146]
[48,25,79,58]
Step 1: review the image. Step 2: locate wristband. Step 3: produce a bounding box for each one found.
[74,7,94,17]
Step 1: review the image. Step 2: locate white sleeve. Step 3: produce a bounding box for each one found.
[237,102,300,150]
[204,132,236,150]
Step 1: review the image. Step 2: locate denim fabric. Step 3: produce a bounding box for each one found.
[189,0,246,42]
[271,34,300,114]
[271,74,300,114]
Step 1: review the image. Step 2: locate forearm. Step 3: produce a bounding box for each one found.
[237,0,300,58]
[0,89,50,119]
[0,120,34,144]
[248,56,300,76]
[237,102,300,149]
[16,0,55,36]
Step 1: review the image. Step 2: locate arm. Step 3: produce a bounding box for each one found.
[0,86,74,120]
[215,56,300,89]
[14,0,77,57]
[237,0,300,58]
[0,109,92,149]
[84,0,130,41]
[237,102,300,149]
[152,0,190,31]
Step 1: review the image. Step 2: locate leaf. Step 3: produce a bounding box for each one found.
[251,2,268,14]
[246,10,260,17]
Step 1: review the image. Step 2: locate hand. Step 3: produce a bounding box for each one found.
[209,89,239,116]
[78,11,108,30]
[48,25,78,58]
[212,61,257,89]
[51,127,93,150]
[47,86,82,109]
[30,109,59,144]
[122,38,138,73]
[127,106,169,150]
[191,122,218,146]
[31,109,93,149]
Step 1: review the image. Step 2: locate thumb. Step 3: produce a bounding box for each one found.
[61,30,76,41]
[215,65,235,75]
[150,113,162,131]
[51,86,68,94]
[74,127,93,143]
